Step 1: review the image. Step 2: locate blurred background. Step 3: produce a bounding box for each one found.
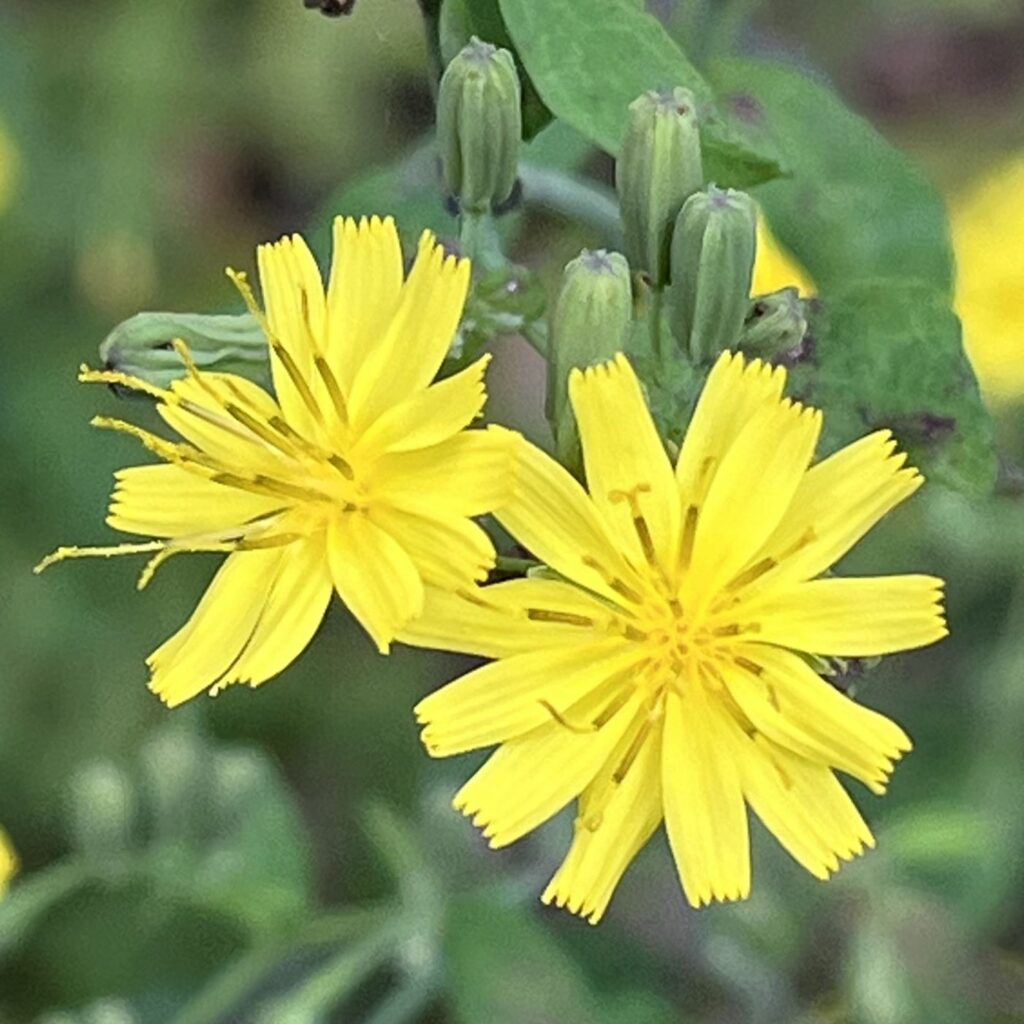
[1,1,1022,1021]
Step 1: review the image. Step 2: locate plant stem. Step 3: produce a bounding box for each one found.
[648,287,666,364]
[517,165,623,248]
[459,210,506,272]
[417,0,445,99]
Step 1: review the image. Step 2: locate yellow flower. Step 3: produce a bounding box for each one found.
[37,216,511,707]
[951,156,1024,405]
[752,215,814,297]
[0,828,17,898]
[405,352,946,921]
[0,118,18,217]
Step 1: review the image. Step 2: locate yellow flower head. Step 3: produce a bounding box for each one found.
[0,828,17,898]
[406,352,946,921]
[38,217,511,707]
[952,155,1024,405]
[752,215,814,298]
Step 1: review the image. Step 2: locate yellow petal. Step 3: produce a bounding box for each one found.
[209,533,333,690]
[738,734,875,879]
[325,215,404,395]
[257,234,327,436]
[454,692,643,849]
[569,354,681,576]
[687,396,821,601]
[722,645,911,794]
[157,372,289,472]
[373,426,514,518]
[662,688,751,907]
[750,430,923,589]
[676,351,787,507]
[0,827,18,897]
[415,639,646,757]
[399,578,619,659]
[149,547,292,707]
[327,511,424,654]
[368,505,495,590]
[107,464,282,538]
[495,434,647,605]
[543,719,663,924]
[356,355,490,457]
[750,575,947,656]
[347,231,470,430]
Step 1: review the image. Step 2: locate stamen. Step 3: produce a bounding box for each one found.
[680,504,699,570]
[779,526,817,560]
[726,556,778,592]
[90,416,190,465]
[224,402,300,458]
[78,365,169,401]
[592,687,635,728]
[328,454,355,480]
[538,700,596,735]
[621,623,647,642]
[526,608,596,627]
[269,340,326,428]
[210,471,324,504]
[226,267,325,428]
[611,718,653,784]
[314,355,349,426]
[581,555,644,605]
[608,485,659,569]
[34,540,166,574]
[735,655,764,676]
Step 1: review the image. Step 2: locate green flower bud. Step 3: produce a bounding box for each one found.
[437,37,522,214]
[739,288,808,358]
[99,311,269,391]
[668,185,756,363]
[548,249,633,468]
[69,762,136,860]
[615,87,703,287]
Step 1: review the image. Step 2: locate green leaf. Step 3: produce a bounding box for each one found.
[713,57,954,293]
[498,0,783,186]
[309,142,455,256]
[455,0,554,138]
[790,281,996,495]
[445,895,612,1024]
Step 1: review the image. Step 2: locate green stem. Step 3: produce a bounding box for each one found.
[459,210,506,272]
[517,165,623,248]
[418,0,445,99]
[648,288,666,364]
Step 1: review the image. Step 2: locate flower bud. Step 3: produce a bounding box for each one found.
[668,185,756,363]
[69,762,136,860]
[615,87,703,287]
[99,311,269,391]
[437,38,522,214]
[738,288,808,359]
[548,250,633,467]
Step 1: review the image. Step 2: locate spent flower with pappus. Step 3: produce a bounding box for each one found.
[37,216,511,707]
[407,352,946,920]
[0,828,16,898]
[952,155,1024,405]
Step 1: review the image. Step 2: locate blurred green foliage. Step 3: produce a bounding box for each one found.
[1,0,1023,1022]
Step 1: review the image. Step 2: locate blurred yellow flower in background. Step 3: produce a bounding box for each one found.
[952,155,1024,406]
[0,118,19,216]
[0,828,17,898]
[752,215,814,298]
[37,217,511,707]
[408,352,945,920]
